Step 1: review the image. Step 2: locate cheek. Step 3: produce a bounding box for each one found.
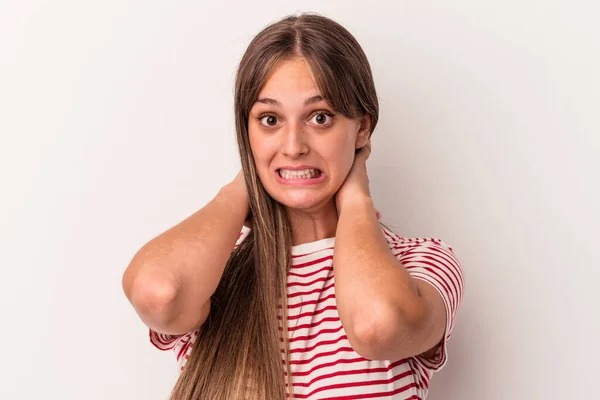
[334,153,355,183]
[248,128,265,162]
[248,130,274,178]
[328,138,356,176]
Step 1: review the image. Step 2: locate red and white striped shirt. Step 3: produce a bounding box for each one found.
[150,219,464,399]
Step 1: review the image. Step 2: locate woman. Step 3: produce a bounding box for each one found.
[123,13,463,400]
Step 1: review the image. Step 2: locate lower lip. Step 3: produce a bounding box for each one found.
[274,170,326,186]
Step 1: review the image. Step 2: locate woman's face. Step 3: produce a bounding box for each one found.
[248,57,370,212]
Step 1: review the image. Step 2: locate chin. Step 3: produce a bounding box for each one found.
[272,192,330,211]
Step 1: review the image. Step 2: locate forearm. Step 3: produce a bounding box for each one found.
[333,196,424,346]
[122,184,248,334]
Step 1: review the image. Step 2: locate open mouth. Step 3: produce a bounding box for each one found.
[277,168,323,180]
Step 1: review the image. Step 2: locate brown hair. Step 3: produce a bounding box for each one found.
[170,13,379,399]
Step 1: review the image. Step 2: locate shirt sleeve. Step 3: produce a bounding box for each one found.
[382,225,464,372]
[148,224,252,370]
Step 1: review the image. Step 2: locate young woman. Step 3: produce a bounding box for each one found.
[123,13,464,400]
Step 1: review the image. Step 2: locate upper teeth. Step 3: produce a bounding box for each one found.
[279,169,319,179]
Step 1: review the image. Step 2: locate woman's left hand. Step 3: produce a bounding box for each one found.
[335,139,372,213]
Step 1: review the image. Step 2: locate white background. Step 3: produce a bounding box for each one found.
[1,1,598,399]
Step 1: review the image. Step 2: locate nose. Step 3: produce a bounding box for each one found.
[281,121,308,158]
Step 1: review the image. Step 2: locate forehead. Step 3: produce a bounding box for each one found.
[258,57,321,99]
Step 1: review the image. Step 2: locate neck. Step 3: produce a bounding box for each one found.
[285,199,339,246]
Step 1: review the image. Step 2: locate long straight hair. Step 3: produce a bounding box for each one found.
[169,13,379,399]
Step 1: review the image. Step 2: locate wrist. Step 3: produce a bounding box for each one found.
[217,184,249,219]
[337,193,374,216]
[220,181,247,200]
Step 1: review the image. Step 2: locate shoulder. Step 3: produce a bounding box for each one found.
[379,223,454,252]
[378,222,464,294]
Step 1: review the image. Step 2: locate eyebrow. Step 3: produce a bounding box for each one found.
[254,95,325,107]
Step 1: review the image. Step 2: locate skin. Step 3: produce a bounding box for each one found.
[246,56,447,360]
[247,56,371,245]
[122,56,448,361]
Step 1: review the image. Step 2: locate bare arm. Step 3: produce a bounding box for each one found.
[122,172,248,335]
[334,196,446,361]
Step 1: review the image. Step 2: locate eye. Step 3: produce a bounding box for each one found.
[310,112,334,126]
[258,114,279,127]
